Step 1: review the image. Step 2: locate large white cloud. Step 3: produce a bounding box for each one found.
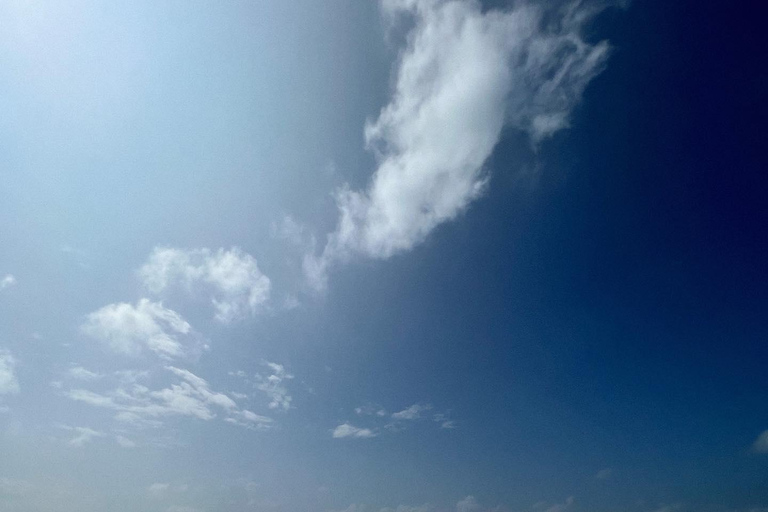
[304,0,616,290]
[0,349,19,396]
[138,247,271,323]
[81,299,203,360]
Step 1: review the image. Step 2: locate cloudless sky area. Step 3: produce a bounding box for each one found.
[1,1,767,511]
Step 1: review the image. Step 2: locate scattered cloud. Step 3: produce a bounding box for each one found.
[81,299,205,360]
[542,497,574,512]
[752,430,768,453]
[332,423,378,439]
[304,0,615,290]
[138,247,271,323]
[433,413,456,429]
[254,361,293,411]
[0,274,16,290]
[355,404,387,417]
[0,349,19,395]
[115,435,136,448]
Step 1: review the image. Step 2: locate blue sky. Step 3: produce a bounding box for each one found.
[1,1,767,511]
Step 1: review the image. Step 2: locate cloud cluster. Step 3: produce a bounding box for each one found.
[139,247,271,323]
[304,0,615,290]
[81,299,204,360]
[254,361,294,411]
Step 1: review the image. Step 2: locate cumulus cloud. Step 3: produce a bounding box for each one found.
[254,361,294,411]
[64,367,273,431]
[304,0,616,290]
[752,430,768,453]
[138,247,271,323]
[332,423,378,439]
[0,274,16,290]
[0,349,19,395]
[81,299,204,360]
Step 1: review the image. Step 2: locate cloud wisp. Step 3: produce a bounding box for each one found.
[139,247,271,323]
[0,274,16,290]
[332,423,379,439]
[304,0,617,290]
[64,366,273,433]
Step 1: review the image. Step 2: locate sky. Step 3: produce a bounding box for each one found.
[1,0,767,511]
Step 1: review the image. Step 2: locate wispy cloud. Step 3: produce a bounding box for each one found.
[66,366,102,381]
[0,349,19,396]
[64,367,273,431]
[60,425,106,447]
[304,0,615,290]
[139,247,271,323]
[752,430,768,453]
[81,299,205,360]
[0,274,15,290]
[332,423,378,439]
[391,403,431,420]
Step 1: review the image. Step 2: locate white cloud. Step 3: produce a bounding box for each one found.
[138,247,271,323]
[332,423,378,439]
[304,0,615,290]
[391,403,431,420]
[67,366,102,381]
[433,413,456,429]
[753,430,768,453]
[65,367,273,430]
[0,349,19,395]
[254,361,293,411]
[81,299,203,360]
[0,274,16,289]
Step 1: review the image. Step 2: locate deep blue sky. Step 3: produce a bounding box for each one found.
[1,1,766,511]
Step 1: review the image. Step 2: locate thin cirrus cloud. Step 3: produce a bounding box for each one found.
[138,247,271,323]
[64,366,273,432]
[303,0,618,291]
[753,430,768,453]
[81,299,205,360]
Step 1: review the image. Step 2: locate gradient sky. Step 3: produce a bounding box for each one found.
[1,1,767,511]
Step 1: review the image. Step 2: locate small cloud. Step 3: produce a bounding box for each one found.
[456,496,481,512]
[0,349,19,395]
[115,435,136,448]
[0,274,16,290]
[149,482,170,494]
[595,468,613,480]
[254,361,293,411]
[753,430,768,453]
[392,403,431,420]
[332,423,378,439]
[62,426,105,447]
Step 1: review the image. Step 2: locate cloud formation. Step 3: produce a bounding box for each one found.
[139,247,271,323]
[753,430,768,453]
[82,299,204,360]
[254,361,294,411]
[0,349,19,395]
[304,0,615,290]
